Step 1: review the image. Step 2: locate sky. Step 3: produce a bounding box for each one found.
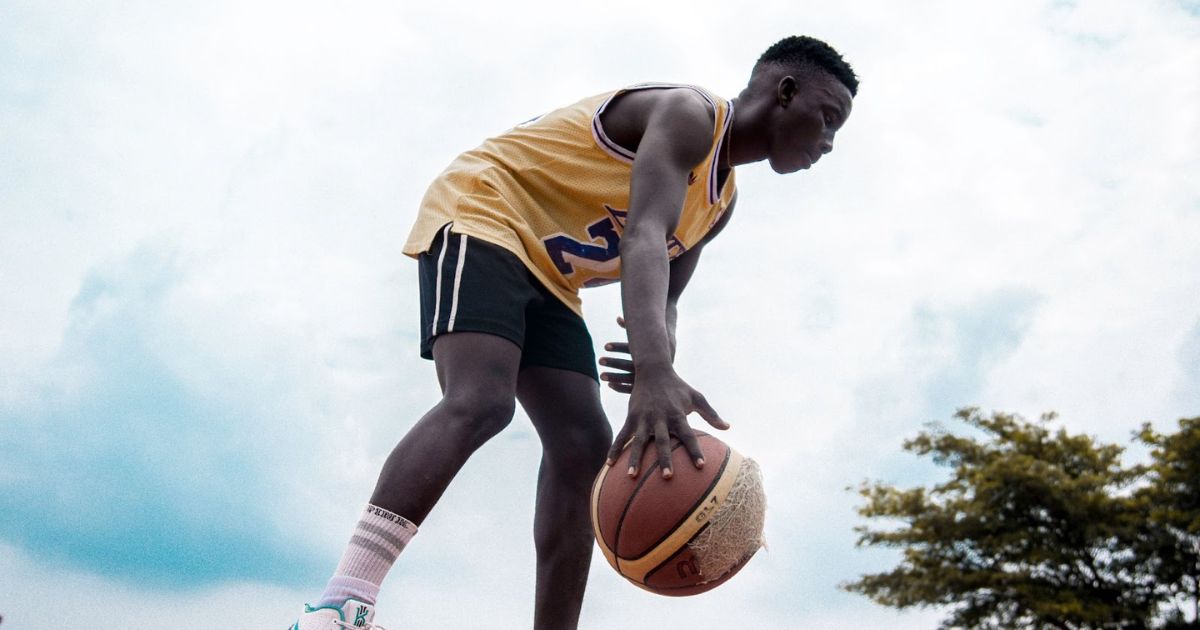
[0,0,1197,628]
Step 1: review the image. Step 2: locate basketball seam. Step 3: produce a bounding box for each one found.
[642,521,711,583]
[622,446,733,563]
[590,463,616,564]
[611,441,686,560]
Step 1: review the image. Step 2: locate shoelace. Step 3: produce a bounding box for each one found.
[333,620,386,630]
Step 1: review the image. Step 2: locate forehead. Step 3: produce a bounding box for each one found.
[810,73,854,113]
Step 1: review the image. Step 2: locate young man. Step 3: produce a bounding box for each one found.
[292,35,857,630]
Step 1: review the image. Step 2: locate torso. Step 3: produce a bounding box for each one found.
[404,84,738,315]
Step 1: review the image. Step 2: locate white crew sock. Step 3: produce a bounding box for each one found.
[317,504,419,607]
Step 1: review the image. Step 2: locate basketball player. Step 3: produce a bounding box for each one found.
[291,35,856,630]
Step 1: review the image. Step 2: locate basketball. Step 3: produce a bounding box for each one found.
[589,431,766,596]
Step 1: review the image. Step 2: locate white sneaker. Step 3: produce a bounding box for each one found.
[289,598,385,630]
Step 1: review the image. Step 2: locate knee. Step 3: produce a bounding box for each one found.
[543,416,613,479]
[440,390,517,447]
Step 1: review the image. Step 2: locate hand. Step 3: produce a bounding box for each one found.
[598,316,676,394]
[604,361,729,480]
[598,317,635,395]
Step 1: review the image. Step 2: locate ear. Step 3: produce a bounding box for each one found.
[777,76,798,107]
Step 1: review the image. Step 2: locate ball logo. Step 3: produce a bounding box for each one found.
[694,495,719,523]
[676,557,701,579]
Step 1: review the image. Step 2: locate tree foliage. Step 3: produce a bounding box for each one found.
[1136,417,1200,627]
[845,408,1200,629]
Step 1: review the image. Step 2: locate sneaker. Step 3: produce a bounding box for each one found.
[289,598,385,630]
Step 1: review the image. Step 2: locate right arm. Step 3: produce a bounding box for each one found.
[605,90,729,479]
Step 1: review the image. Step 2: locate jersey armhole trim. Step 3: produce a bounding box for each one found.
[591,83,720,165]
[707,100,734,205]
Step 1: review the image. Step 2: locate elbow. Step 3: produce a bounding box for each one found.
[619,226,666,254]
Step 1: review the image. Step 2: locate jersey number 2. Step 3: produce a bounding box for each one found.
[544,217,622,277]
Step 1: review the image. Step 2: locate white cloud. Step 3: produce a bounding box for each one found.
[1,0,1197,627]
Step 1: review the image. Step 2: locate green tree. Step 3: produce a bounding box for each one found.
[1136,417,1200,627]
[845,408,1154,629]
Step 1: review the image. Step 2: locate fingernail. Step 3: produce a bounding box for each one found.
[605,344,613,350]
[696,458,705,467]
[628,466,636,476]
[606,457,614,466]
[662,468,673,479]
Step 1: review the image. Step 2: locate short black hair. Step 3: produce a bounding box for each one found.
[756,36,858,96]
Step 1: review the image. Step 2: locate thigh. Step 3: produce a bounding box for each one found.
[520,280,599,382]
[517,365,611,459]
[433,331,523,406]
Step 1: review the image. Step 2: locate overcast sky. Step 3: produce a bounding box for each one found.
[1,1,1198,628]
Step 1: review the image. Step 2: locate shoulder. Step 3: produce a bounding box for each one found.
[643,87,715,134]
[639,88,718,166]
[600,85,719,162]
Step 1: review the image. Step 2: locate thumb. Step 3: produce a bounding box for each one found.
[691,392,730,430]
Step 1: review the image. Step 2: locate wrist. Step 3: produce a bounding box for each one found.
[634,357,675,377]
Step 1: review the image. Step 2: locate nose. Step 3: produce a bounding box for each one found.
[819,135,834,155]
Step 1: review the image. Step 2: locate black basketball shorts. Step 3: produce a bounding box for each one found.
[418,224,598,381]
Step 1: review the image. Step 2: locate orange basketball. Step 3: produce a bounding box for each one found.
[589,431,766,596]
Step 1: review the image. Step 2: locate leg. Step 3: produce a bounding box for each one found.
[293,231,537,626]
[370,332,521,524]
[517,366,613,630]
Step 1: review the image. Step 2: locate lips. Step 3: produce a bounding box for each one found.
[789,151,819,173]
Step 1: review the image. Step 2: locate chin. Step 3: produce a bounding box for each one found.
[768,156,807,174]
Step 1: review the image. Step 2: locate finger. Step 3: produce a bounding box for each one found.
[600,372,634,385]
[598,357,634,372]
[691,392,730,430]
[606,382,634,394]
[627,432,647,477]
[616,316,626,328]
[603,342,630,355]
[602,380,634,393]
[676,425,706,468]
[654,421,673,479]
[606,424,635,465]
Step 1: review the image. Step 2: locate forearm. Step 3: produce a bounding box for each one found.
[666,299,678,360]
[620,234,674,372]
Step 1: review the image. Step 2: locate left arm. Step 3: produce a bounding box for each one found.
[665,193,736,354]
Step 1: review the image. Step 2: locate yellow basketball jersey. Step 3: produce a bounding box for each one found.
[402,83,738,315]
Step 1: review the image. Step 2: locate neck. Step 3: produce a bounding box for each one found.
[726,95,768,168]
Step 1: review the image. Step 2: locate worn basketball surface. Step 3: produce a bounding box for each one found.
[590,431,766,596]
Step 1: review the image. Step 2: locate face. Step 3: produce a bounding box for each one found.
[765,72,854,174]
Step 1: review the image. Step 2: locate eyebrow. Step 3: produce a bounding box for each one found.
[817,85,850,121]
[822,101,847,126]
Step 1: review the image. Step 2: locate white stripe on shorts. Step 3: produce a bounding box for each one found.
[446,234,468,332]
[430,224,453,337]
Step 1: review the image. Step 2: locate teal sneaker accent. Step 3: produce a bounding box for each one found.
[290,597,382,629]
